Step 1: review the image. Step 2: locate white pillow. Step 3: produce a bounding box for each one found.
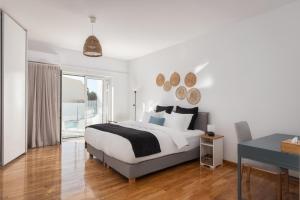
[164,112,193,131]
[141,111,165,123]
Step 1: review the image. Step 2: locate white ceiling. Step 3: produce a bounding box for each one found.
[0,0,295,60]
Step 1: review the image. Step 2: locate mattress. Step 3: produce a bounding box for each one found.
[85,121,203,164]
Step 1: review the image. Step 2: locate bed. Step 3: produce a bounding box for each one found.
[85,112,209,182]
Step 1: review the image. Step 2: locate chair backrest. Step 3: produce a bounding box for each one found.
[234,121,252,143]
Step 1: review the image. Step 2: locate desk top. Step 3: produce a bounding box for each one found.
[240,134,298,153]
[239,134,300,170]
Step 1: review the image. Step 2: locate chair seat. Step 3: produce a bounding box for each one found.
[243,159,281,174]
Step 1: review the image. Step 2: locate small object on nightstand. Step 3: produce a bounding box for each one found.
[206,132,215,137]
[200,134,224,169]
[206,124,215,136]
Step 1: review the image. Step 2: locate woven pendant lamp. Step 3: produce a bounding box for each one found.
[83,16,102,57]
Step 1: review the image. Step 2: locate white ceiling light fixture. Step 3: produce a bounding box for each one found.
[83,16,102,57]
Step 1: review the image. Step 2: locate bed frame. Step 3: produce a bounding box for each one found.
[86,112,209,183]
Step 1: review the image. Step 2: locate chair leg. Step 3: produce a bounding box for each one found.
[245,179,252,200]
[246,167,252,184]
[241,165,245,182]
[281,169,289,200]
[285,170,289,195]
[243,165,252,200]
[286,173,289,194]
[277,173,282,200]
[241,165,244,175]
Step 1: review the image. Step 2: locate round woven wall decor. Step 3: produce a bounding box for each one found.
[187,88,201,105]
[170,72,180,86]
[175,86,187,100]
[156,73,165,87]
[163,81,172,91]
[184,72,197,87]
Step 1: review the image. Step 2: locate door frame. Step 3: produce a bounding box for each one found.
[61,72,112,140]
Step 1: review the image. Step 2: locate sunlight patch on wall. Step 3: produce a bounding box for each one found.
[197,76,214,89]
[147,100,157,112]
[142,100,157,113]
[194,61,210,74]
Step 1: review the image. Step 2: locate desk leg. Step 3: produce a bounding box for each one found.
[238,148,242,200]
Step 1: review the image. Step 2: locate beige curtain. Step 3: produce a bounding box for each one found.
[28,62,61,148]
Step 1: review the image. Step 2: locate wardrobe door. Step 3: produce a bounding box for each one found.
[1,12,26,165]
[0,11,2,165]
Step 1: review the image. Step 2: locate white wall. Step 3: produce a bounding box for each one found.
[129,1,300,162]
[28,41,130,121]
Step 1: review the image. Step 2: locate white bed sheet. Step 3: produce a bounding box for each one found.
[85,121,203,164]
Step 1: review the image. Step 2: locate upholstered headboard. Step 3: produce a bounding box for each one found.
[194,112,209,132]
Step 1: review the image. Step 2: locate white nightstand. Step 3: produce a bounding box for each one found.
[200,134,224,169]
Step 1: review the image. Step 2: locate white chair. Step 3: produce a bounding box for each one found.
[235,121,288,200]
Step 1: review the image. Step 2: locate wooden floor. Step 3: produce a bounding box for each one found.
[0,140,299,200]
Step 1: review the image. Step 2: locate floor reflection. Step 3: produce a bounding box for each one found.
[0,140,298,200]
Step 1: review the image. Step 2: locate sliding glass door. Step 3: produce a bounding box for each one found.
[86,78,103,126]
[61,75,85,139]
[61,74,111,139]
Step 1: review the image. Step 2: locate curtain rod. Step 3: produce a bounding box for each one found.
[28,61,60,66]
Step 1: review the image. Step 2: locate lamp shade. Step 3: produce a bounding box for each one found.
[83,35,102,57]
[207,124,215,132]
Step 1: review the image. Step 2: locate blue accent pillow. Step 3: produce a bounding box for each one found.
[149,116,165,126]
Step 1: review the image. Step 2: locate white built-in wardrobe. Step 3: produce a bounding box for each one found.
[0,10,27,166]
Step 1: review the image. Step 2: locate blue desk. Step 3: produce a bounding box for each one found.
[237,134,300,200]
